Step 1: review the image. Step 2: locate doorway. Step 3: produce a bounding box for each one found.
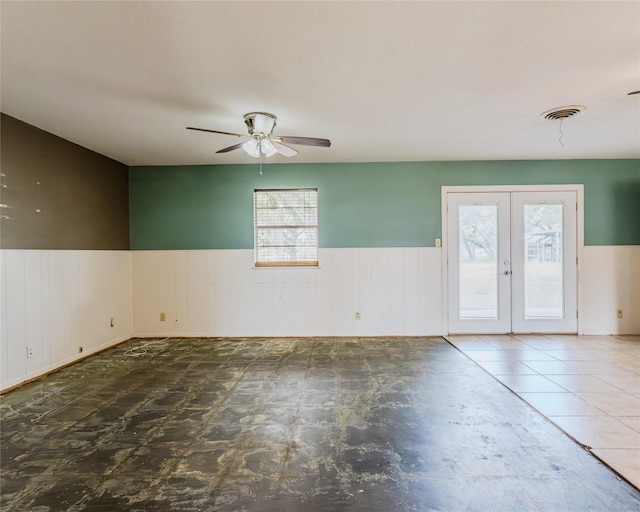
[444,188,579,334]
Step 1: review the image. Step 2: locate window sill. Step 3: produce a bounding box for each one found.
[252,262,320,269]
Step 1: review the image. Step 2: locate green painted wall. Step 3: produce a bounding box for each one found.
[129,159,640,249]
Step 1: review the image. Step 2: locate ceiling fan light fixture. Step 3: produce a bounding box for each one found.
[242,139,260,158]
[260,139,277,157]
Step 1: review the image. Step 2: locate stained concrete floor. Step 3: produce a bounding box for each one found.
[1,337,639,512]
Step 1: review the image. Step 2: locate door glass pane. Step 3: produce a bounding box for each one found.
[523,204,564,318]
[458,205,498,319]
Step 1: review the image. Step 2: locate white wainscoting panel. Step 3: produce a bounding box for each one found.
[2,245,635,391]
[131,248,444,337]
[0,250,132,391]
[580,246,640,335]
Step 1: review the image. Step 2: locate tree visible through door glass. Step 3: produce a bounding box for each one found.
[458,205,498,319]
[523,204,564,319]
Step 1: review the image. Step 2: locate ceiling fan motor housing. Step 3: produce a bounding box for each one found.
[244,112,277,136]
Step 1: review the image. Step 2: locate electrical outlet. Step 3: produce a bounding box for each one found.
[160,312,166,322]
[26,346,34,359]
[617,309,623,319]
[355,311,361,320]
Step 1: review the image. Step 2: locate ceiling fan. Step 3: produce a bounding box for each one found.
[187,112,331,158]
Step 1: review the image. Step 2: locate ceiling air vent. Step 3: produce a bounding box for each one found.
[540,105,586,120]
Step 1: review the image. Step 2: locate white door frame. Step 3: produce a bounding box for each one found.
[441,184,584,335]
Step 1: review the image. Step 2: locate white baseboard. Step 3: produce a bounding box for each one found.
[1,334,131,392]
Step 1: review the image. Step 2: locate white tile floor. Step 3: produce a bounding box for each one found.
[446,334,640,489]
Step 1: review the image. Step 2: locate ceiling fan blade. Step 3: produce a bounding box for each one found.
[186,127,245,138]
[272,141,298,157]
[216,140,249,154]
[276,136,331,147]
[254,113,276,135]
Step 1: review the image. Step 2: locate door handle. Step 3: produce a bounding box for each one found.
[503,270,512,275]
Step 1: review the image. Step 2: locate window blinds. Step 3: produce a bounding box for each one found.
[254,189,318,266]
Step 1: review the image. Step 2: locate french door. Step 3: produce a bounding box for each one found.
[447,191,577,334]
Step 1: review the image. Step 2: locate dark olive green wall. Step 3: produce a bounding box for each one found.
[130,159,639,249]
[1,114,130,250]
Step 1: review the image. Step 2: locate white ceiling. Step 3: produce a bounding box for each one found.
[2,1,639,166]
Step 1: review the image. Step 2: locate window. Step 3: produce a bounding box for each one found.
[254,188,318,267]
